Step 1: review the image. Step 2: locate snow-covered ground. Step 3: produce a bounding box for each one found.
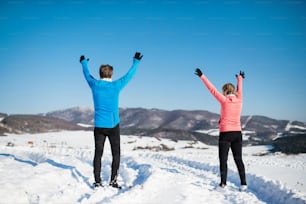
[0,131,305,204]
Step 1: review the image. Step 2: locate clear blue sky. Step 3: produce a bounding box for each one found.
[0,0,305,122]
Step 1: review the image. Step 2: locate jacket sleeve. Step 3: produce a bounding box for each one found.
[81,60,96,87]
[236,75,243,99]
[116,58,140,90]
[200,74,226,103]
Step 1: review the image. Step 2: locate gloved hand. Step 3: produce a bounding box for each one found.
[236,71,245,79]
[134,52,143,60]
[80,55,89,63]
[194,68,203,77]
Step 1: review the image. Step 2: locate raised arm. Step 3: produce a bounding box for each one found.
[235,71,245,99]
[117,52,143,90]
[195,68,226,103]
[80,55,96,87]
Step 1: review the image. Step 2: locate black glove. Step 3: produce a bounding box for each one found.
[134,52,143,60]
[195,68,203,77]
[80,55,89,63]
[236,71,245,79]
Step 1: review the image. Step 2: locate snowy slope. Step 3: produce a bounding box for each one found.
[0,131,305,204]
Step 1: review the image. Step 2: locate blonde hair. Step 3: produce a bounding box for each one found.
[99,64,113,79]
[222,83,236,96]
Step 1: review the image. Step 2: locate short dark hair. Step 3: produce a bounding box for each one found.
[99,64,113,78]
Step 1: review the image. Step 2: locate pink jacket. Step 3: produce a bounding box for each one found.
[200,74,243,132]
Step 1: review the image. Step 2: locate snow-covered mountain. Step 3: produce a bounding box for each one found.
[45,107,306,142]
[1,107,305,152]
[45,107,306,134]
[45,107,94,125]
[0,114,84,135]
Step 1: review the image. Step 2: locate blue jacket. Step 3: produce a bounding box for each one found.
[81,58,140,128]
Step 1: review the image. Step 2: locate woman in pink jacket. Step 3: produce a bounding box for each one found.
[195,68,247,191]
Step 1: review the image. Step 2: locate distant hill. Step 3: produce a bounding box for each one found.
[0,113,8,118]
[0,114,85,135]
[271,134,306,154]
[1,107,305,152]
[44,107,94,125]
[45,107,306,145]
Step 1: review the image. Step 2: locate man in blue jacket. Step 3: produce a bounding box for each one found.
[80,52,143,189]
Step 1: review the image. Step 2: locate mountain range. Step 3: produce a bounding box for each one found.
[1,107,305,151]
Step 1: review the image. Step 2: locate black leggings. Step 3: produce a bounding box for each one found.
[219,131,246,185]
[93,124,120,183]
